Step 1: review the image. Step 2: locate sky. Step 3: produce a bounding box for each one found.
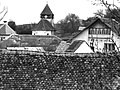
[0,0,115,25]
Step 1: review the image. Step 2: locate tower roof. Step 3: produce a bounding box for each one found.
[32,19,55,31]
[40,4,54,19]
[41,4,53,15]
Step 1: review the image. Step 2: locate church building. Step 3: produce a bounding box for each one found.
[32,4,56,35]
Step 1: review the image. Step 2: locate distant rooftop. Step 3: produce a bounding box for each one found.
[32,19,55,31]
[0,34,62,52]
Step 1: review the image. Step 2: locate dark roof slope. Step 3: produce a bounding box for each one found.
[33,19,55,31]
[0,24,16,34]
[66,40,84,52]
[41,4,53,15]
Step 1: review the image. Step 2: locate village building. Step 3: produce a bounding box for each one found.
[3,34,61,52]
[32,4,56,36]
[2,4,94,53]
[2,4,61,52]
[1,4,115,54]
[69,18,120,53]
[0,21,16,42]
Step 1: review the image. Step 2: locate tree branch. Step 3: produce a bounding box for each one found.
[100,0,120,22]
[0,7,8,21]
[0,6,5,14]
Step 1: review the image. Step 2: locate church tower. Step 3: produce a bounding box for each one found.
[32,3,55,36]
[40,4,54,26]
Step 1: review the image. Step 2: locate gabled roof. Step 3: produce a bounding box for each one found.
[66,40,84,52]
[86,18,111,29]
[0,23,16,35]
[41,4,53,15]
[68,18,120,42]
[32,19,55,31]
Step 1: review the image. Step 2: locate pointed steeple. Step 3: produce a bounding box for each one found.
[40,4,54,19]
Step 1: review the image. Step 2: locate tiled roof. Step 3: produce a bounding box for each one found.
[83,18,112,30]
[0,24,16,35]
[41,4,53,15]
[33,19,55,31]
[0,24,6,34]
[1,34,62,52]
[66,40,84,52]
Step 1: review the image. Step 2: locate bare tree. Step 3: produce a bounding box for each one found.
[0,6,8,21]
[90,0,120,21]
[89,0,120,52]
[94,9,105,18]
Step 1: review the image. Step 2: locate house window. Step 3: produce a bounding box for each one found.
[1,37,5,41]
[89,28,94,34]
[102,29,105,34]
[95,29,97,34]
[89,28,111,35]
[104,29,111,35]
[89,28,92,34]
[108,29,111,35]
[104,43,115,52]
[102,28,110,35]
[90,28,104,35]
[98,29,102,34]
[88,29,91,34]
[105,29,108,34]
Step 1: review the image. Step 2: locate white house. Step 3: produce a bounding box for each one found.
[70,18,120,53]
[66,40,93,53]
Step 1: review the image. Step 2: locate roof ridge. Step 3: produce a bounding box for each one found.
[33,19,55,31]
[0,24,4,29]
